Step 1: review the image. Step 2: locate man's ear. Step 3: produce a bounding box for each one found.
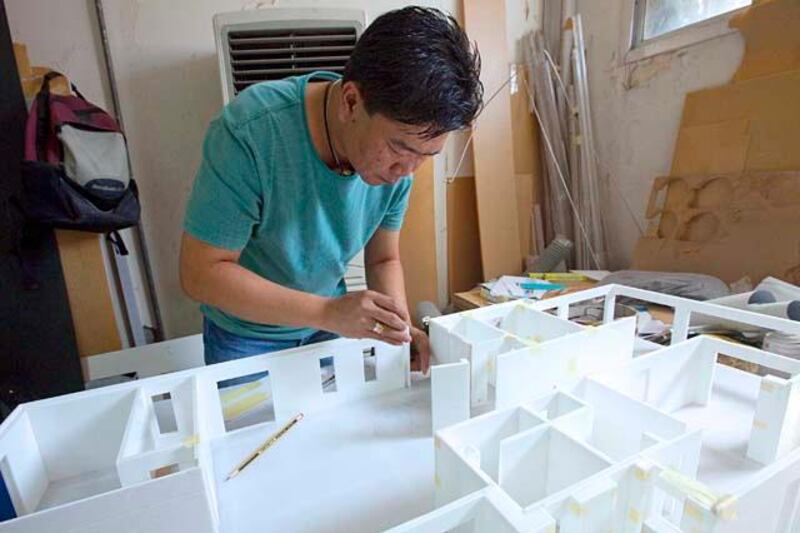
[338,81,363,123]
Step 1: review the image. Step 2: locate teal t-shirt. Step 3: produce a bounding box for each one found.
[184,71,412,340]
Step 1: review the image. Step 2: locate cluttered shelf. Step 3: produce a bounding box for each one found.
[453,272,675,326]
[453,273,800,377]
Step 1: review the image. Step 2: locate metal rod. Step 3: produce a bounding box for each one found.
[93,0,165,341]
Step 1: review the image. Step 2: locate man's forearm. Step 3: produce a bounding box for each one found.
[184,260,331,330]
[365,259,410,323]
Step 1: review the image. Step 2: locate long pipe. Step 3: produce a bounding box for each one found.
[93,0,165,342]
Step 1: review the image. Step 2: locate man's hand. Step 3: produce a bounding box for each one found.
[322,290,412,345]
[410,326,431,374]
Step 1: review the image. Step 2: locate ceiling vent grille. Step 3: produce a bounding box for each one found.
[228,27,357,94]
[215,8,365,103]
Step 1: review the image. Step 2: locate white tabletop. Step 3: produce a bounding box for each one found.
[213,377,436,533]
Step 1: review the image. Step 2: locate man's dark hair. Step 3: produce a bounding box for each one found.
[343,6,483,138]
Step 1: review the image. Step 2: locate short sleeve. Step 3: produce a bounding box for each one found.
[184,118,262,251]
[379,176,412,231]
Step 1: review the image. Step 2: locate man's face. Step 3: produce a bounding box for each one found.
[338,82,448,185]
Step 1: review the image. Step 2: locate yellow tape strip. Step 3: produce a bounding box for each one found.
[660,468,718,508]
[713,494,738,521]
[568,501,585,516]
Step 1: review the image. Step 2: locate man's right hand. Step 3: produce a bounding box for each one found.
[322,290,412,345]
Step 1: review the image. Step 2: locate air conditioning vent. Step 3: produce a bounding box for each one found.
[227,26,357,94]
[214,8,365,101]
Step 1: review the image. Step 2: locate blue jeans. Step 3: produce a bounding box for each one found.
[203,318,338,386]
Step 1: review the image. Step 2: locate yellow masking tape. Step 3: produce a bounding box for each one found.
[567,358,578,375]
[627,508,641,523]
[683,500,703,520]
[752,419,768,429]
[760,381,778,393]
[568,501,585,516]
[182,434,200,447]
[660,468,718,508]
[713,495,738,521]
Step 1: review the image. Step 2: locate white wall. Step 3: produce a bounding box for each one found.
[576,0,744,268]
[6,0,112,109]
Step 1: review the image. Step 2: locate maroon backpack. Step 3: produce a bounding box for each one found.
[22,71,139,232]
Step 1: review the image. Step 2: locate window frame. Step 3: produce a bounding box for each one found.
[622,0,752,64]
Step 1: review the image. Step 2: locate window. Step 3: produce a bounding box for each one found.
[626,0,753,63]
[640,0,752,41]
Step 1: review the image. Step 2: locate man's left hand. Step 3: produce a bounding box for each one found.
[409,326,431,374]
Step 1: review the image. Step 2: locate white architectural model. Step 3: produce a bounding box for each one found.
[0,284,799,532]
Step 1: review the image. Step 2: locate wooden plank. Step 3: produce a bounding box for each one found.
[633,172,800,284]
[399,158,438,324]
[633,0,800,283]
[730,0,800,82]
[463,0,522,279]
[447,176,483,297]
[670,119,750,176]
[510,66,541,179]
[515,173,534,260]
[511,65,543,259]
[55,230,122,357]
[12,42,31,77]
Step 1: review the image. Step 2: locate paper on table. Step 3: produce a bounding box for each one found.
[489,276,560,300]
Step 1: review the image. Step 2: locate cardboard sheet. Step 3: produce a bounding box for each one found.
[635,172,800,284]
[464,0,523,279]
[399,158,438,322]
[633,0,800,283]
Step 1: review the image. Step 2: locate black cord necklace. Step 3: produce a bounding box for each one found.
[322,80,353,176]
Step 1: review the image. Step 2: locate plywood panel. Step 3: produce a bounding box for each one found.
[731,0,800,82]
[399,158,438,324]
[515,173,534,259]
[683,68,800,123]
[55,230,122,357]
[12,42,31,77]
[633,233,800,285]
[671,119,750,176]
[511,65,543,258]
[511,66,541,179]
[634,0,800,282]
[447,177,483,296]
[634,172,800,284]
[464,0,522,279]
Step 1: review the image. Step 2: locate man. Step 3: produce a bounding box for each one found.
[180,7,482,374]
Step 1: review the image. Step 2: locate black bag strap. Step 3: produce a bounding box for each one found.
[34,76,52,162]
[106,230,129,256]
